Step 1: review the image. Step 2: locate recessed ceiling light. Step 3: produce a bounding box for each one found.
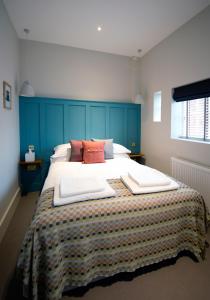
[23,28,30,34]
[97,26,102,32]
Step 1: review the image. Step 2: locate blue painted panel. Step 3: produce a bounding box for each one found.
[65,104,86,140]
[19,101,42,192]
[20,97,141,157]
[109,107,125,145]
[89,105,106,139]
[44,103,64,156]
[127,107,141,153]
[19,96,141,192]
[19,101,40,159]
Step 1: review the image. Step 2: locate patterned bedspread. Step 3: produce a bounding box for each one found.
[17,179,208,300]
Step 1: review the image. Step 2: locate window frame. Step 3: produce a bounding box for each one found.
[153,91,162,123]
[178,97,210,143]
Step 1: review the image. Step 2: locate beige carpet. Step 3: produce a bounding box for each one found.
[0,192,210,300]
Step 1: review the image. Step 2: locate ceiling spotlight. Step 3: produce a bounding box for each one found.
[97,26,102,31]
[23,28,30,35]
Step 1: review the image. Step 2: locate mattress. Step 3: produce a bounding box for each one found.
[17,157,208,300]
[43,155,142,192]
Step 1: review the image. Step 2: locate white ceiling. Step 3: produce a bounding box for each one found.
[4,0,210,57]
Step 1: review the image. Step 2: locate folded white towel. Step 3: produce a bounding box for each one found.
[128,169,171,187]
[121,175,179,194]
[54,180,116,206]
[60,176,106,197]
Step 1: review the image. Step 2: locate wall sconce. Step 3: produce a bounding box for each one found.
[134,94,144,105]
[20,81,35,97]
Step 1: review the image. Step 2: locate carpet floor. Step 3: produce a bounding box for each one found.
[0,192,210,300]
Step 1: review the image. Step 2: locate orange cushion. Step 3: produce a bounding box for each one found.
[82,141,105,164]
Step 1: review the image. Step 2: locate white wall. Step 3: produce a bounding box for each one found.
[139,6,210,174]
[20,40,134,102]
[0,1,19,220]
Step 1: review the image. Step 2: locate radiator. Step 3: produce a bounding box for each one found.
[171,157,210,210]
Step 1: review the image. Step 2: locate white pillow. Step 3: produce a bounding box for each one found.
[52,142,130,159]
[54,143,71,156]
[113,143,131,154]
[50,154,69,163]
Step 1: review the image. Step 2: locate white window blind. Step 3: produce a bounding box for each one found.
[180,97,210,141]
[207,98,210,140]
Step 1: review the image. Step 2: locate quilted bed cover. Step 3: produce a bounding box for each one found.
[17,177,208,300]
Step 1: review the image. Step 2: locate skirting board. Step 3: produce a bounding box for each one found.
[0,188,20,243]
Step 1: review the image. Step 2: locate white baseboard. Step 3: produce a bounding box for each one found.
[0,187,20,243]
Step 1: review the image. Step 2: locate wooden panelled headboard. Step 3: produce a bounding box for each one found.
[19,96,141,189]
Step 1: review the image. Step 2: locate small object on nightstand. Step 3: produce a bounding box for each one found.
[129,153,145,165]
[25,149,35,162]
[25,144,35,162]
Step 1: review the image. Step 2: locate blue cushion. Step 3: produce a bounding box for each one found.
[91,138,114,159]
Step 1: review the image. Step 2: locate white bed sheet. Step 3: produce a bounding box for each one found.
[42,156,172,193]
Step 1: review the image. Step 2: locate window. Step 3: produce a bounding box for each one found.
[171,78,210,143]
[179,98,209,141]
[153,91,161,122]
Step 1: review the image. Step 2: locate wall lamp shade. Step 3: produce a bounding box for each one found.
[20,81,35,97]
[134,94,144,104]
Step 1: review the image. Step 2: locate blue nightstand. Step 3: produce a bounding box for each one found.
[129,153,145,165]
[19,159,43,195]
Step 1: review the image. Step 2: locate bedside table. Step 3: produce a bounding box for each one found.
[19,159,43,195]
[129,153,145,165]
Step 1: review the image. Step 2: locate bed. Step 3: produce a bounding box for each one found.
[17,152,208,300]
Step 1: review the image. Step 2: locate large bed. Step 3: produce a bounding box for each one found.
[17,154,208,300]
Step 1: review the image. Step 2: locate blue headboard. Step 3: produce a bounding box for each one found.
[19,96,141,189]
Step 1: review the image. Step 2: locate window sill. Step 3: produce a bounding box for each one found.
[171,137,210,145]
